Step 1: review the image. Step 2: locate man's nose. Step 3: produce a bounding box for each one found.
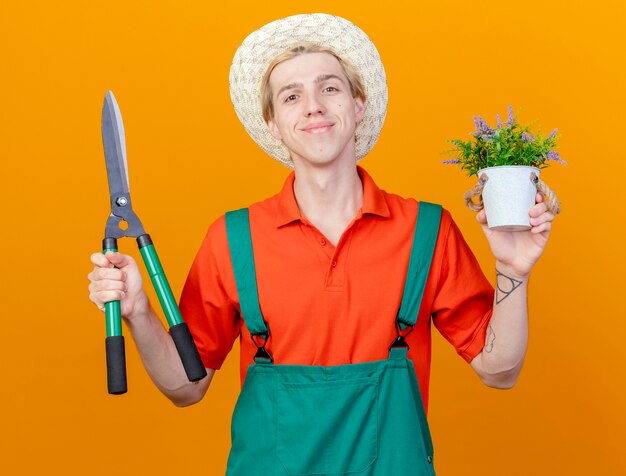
[304,93,325,116]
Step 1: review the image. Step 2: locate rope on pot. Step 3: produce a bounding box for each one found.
[464,172,561,215]
[464,173,489,212]
[531,172,561,215]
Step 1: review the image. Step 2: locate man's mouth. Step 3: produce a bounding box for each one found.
[302,121,335,134]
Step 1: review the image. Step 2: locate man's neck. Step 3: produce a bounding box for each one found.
[292,160,363,246]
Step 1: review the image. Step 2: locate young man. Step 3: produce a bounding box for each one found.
[88,13,554,474]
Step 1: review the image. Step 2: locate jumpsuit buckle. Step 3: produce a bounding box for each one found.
[251,321,273,363]
[388,319,414,350]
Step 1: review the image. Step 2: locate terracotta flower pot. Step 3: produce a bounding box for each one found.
[478,166,539,231]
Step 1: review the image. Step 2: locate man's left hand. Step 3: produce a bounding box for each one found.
[477,193,555,279]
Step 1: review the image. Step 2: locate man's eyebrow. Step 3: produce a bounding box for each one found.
[315,74,345,84]
[275,82,303,98]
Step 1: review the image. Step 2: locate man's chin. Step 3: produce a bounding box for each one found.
[292,153,342,169]
[290,146,357,170]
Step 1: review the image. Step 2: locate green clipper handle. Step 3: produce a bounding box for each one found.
[103,237,128,395]
[137,234,207,382]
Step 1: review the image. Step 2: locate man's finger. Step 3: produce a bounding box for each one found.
[530,212,554,227]
[95,267,126,281]
[89,276,128,293]
[476,208,487,225]
[92,289,126,305]
[529,201,549,218]
[531,221,552,234]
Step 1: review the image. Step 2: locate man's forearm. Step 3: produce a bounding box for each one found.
[471,263,529,388]
[125,303,213,406]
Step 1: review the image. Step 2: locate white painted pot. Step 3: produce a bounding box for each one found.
[478,166,539,231]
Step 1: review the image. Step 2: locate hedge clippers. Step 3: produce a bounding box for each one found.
[100,90,207,394]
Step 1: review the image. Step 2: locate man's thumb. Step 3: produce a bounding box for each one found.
[104,251,134,268]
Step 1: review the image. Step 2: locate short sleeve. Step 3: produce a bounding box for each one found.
[179,216,240,370]
[431,213,494,362]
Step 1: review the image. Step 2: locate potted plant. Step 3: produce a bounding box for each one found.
[444,106,564,231]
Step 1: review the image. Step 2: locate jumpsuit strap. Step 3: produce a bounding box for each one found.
[225,208,269,338]
[396,202,442,330]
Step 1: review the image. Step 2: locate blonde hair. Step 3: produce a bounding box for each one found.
[261,44,366,122]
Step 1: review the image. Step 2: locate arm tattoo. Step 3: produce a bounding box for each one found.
[485,324,495,353]
[495,269,524,304]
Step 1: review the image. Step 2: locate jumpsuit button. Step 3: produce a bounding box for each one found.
[331,260,337,267]
[320,239,326,246]
[427,456,433,464]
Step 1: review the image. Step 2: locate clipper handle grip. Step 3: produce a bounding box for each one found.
[170,323,208,382]
[106,335,127,394]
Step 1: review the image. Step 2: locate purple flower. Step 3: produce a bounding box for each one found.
[547,128,558,140]
[547,150,567,165]
[496,114,502,129]
[473,116,486,135]
[505,105,515,127]
[521,132,535,142]
[473,115,482,132]
[472,115,494,138]
[442,159,461,165]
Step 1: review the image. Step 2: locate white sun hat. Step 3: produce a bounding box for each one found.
[229,13,388,168]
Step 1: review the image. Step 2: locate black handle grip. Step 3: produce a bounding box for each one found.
[106,335,127,394]
[170,323,207,382]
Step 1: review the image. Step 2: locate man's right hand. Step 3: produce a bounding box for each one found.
[88,251,149,321]
[87,251,213,405]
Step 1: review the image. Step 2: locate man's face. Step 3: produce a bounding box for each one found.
[267,52,365,169]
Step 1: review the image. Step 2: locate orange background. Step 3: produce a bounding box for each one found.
[1,0,624,474]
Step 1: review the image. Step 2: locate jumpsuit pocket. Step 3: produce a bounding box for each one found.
[276,376,378,475]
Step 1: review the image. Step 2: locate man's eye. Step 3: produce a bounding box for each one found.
[324,86,338,92]
[285,94,298,102]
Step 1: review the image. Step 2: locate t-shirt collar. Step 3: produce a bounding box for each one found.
[275,166,391,228]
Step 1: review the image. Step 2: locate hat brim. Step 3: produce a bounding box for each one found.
[229,13,388,169]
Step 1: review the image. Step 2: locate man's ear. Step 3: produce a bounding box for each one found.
[267,119,282,140]
[354,97,365,124]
